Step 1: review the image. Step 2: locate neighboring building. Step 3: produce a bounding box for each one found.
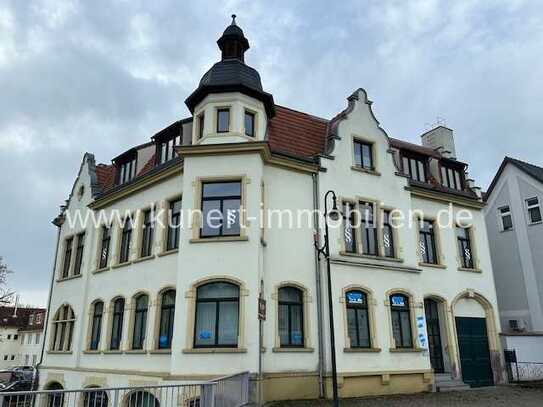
[41,16,504,402]
[0,306,45,369]
[484,157,543,366]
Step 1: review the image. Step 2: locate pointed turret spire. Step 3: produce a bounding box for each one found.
[217,14,250,62]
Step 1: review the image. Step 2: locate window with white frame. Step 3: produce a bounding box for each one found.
[526,197,542,224]
[499,206,513,231]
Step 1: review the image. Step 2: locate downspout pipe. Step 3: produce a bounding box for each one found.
[312,172,325,398]
[35,219,62,389]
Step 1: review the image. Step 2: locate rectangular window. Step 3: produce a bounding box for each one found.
[167,198,182,250]
[499,206,513,231]
[73,232,85,275]
[390,294,413,348]
[526,197,542,224]
[198,113,205,139]
[244,111,255,137]
[157,134,181,164]
[13,335,18,341]
[343,202,357,253]
[360,202,378,256]
[140,209,154,258]
[441,165,464,190]
[29,315,34,325]
[62,237,73,278]
[99,226,111,269]
[118,158,137,185]
[457,226,474,269]
[383,210,395,258]
[353,140,373,170]
[6,335,10,340]
[402,155,427,183]
[419,220,438,264]
[217,108,230,133]
[119,218,133,263]
[35,333,40,344]
[200,181,241,238]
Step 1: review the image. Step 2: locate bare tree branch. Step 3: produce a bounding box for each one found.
[0,257,15,304]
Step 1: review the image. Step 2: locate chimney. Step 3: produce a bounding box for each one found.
[421,126,456,160]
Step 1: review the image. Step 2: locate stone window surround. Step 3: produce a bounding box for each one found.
[350,134,380,176]
[183,276,248,353]
[58,232,86,281]
[190,175,250,243]
[384,288,422,352]
[414,214,445,268]
[85,299,105,351]
[340,284,380,352]
[339,196,402,261]
[272,281,314,352]
[49,303,76,353]
[455,222,481,272]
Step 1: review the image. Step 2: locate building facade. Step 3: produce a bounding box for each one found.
[484,157,543,365]
[41,17,504,402]
[0,306,45,369]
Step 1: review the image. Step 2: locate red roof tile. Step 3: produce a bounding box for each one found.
[95,164,116,193]
[137,154,156,177]
[0,307,46,331]
[268,105,328,158]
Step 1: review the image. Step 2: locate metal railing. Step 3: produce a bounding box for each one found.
[210,372,249,407]
[504,349,543,383]
[0,372,250,407]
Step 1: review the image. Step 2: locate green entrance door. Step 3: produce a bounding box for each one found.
[455,317,494,387]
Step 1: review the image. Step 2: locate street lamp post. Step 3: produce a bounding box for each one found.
[315,190,341,407]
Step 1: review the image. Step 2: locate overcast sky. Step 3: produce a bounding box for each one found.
[1,0,542,307]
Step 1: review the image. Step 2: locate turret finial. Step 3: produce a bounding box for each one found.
[231,14,237,25]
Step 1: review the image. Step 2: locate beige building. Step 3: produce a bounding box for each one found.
[41,16,504,402]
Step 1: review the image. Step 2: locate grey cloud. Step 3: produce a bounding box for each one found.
[1,0,542,306]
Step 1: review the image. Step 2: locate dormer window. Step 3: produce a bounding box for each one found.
[440,163,464,190]
[117,155,137,185]
[401,153,427,183]
[157,134,181,165]
[244,110,255,137]
[217,108,230,133]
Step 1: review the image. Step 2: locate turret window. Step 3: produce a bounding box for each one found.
[217,108,230,133]
[198,113,205,139]
[244,110,255,137]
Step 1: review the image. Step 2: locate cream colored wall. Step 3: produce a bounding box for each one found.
[193,92,267,145]
[0,327,21,368]
[317,89,501,377]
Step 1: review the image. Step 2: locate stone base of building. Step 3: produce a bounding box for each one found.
[259,370,433,402]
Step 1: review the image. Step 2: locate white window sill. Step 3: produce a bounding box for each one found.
[189,236,248,244]
[182,348,247,354]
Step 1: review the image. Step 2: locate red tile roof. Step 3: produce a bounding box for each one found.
[0,307,46,331]
[95,164,116,193]
[268,105,328,158]
[137,154,156,177]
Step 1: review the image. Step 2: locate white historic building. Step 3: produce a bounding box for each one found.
[0,306,45,369]
[41,17,504,402]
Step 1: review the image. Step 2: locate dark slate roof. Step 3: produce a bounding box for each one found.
[485,157,543,201]
[0,307,46,331]
[185,59,275,117]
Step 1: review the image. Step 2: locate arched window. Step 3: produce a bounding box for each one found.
[45,382,64,407]
[89,301,104,350]
[194,282,239,348]
[390,294,413,348]
[127,391,159,407]
[132,294,148,349]
[158,290,176,349]
[110,298,125,350]
[346,290,370,348]
[278,286,304,347]
[84,388,109,407]
[51,305,75,351]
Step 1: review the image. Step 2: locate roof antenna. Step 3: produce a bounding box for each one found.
[231,14,237,25]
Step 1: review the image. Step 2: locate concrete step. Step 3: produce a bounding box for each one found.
[435,374,471,392]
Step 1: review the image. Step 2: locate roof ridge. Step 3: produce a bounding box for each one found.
[506,156,543,170]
